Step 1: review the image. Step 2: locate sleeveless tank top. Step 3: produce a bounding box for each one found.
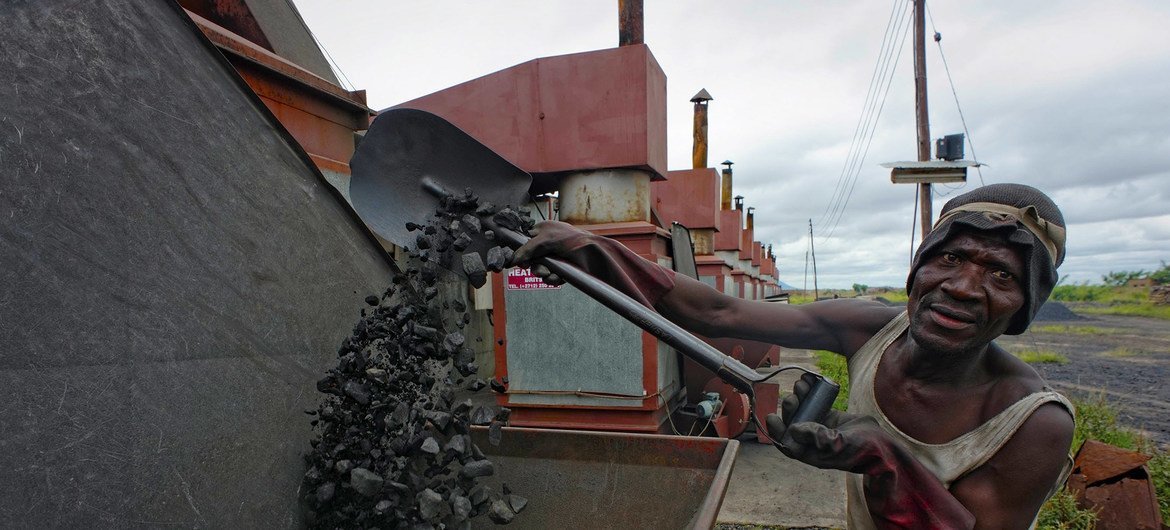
[844,311,1074,529]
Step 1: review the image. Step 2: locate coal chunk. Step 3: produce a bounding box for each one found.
[452,232,472,251]
[315,482,335,504]
[452,495,472,519]
[459,459,494,479]
[461,253,487,288]
[486,246,513,272]
[417,488,444,520]
[470,406,494,426]
[342,381,370,405]
[460,214,481,234]
[350,468,383,497]
[488,421,503,447]
[508,494,528,514]
[488,499,516,524]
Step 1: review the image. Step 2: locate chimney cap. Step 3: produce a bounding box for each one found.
[722,160,734,168]
[690,88,714,103]
[747,206,756,215]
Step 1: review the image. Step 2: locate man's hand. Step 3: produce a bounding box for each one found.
[508,220,675,309]
[509,221,591,286]
[766,372,888,473]
[766,373,976,529]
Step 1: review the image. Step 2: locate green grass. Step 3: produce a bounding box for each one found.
[1052,285,1149,303]
[1036,487,1097,530]
[1102,346,1143,357]
[1014,349,1070,364]
[1051,284,1170,320]
[814,350,850,411]
[1029,324,1115,335]
[1077,302,1170,320]
[1071,393,1145,451]
[787,293,816,305]
[1150,451,1170,524]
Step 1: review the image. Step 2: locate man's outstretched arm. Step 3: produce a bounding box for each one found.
[512,221,896,355]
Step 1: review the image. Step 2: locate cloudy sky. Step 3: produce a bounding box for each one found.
[292,1,1170,289]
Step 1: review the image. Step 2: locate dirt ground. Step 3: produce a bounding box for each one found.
[995,304,1170,448]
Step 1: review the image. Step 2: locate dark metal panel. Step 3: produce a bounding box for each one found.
[0,0,392,525]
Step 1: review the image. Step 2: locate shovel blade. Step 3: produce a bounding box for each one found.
[349,108,533,265]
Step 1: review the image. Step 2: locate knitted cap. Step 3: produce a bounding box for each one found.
[907,183,1066,335]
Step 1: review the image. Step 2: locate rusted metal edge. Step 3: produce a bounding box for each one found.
[184,8,372,115]
[691,438,739,529]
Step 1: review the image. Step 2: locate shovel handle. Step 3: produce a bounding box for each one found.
[488,224,763,397]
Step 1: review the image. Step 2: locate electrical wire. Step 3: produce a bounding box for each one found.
[822,1,914,242]
[926,3,985,187]
[909,184,919,263]
[282,0,358,92]
[818,0,906,228]
[745,365,825,450]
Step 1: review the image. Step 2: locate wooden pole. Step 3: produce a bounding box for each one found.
[809,219,820,301]
[914,0,932,239]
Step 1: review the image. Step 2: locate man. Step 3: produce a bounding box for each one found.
[513,183,1073,528]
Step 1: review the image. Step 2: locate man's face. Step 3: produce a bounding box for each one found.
[906,232,1026,355]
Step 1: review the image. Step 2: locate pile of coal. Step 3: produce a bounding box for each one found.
[302,188,536,528]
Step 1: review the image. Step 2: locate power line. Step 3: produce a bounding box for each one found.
[909,184,919,263]
[821,0,913,242]
[926,3,985,187]
[818,0,906,228]
[283,0,358,92]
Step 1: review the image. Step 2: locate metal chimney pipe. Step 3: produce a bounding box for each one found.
[746,206,755,230]
[618,0,644,46]
[691,89,713,169]
[721,160,734,210]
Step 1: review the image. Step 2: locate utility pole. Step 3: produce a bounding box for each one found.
[913,0,932,239]
[809,219,819,301]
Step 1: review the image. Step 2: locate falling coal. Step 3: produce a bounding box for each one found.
[302,188,535,528]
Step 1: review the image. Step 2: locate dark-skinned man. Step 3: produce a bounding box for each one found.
[512,183,1074,529]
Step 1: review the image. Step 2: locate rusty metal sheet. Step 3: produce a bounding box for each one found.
[470,427,738,529]
[714,210,744,252]
[395,44,669,181]
[1074,439,1152,484]
[652,168,722,231]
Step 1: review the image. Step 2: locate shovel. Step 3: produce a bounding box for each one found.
[349,108,837,428]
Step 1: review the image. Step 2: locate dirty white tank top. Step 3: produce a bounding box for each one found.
[844,311,1074,529]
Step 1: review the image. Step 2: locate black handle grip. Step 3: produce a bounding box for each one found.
[788,375,840,425]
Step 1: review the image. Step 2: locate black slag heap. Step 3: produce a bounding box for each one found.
[302,188,536,528]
